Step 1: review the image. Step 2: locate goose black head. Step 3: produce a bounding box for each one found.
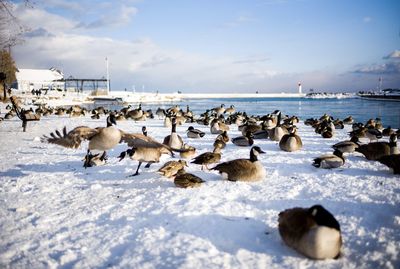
[252,146,265,155]
[142,126,147,136]
[83,152,99,168]
[107,113,117,126]
[308,205,341,231]
[187,126,194,131]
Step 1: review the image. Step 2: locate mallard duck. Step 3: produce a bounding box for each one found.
[158,160,188,178]
[187,126,205,138]
[174,168,205,188]
[179,144,197,159]
[278,205,342,259]
[191,146,222,170]
[212,146,266,182]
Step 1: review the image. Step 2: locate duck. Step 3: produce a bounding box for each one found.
[355,134,398,160]
[279,126,303,152]
[155,107,166,119]
[210,117,230,134]
[278,204,342,259]
[216,131,229,143]
[332,136,360,154]
[343,116,354,125]
[312,150,345,169]
[42,114,122,168]
[187,126,205,138]
[191,146,222,170]
[213,138,226,150]
[83,151,107,167]
[232,131,254,147]
[163,118,184,149]
[377,154,400,174]
[321,126,334,139]
[118,146,173,176]
[179,144,197,159]
[174,168,205,188]
[158,160,188,178]
[212,146,266,182]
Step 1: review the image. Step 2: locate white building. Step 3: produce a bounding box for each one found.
[14,68,64,93]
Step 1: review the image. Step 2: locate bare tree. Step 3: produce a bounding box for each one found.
[0,0,31,49]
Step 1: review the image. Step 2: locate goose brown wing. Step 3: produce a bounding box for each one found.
[42,126,99,148]
[121,132,166,148]
[212,159,249,175]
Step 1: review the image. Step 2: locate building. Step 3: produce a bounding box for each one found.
[14,67,64,93]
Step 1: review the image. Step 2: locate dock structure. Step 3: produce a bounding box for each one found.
[55,77,108,94]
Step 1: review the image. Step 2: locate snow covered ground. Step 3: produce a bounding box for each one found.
[0,103,399,269]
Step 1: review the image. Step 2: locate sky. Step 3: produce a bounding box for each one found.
[8,0,400,93]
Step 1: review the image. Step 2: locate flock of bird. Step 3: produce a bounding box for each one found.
[3,97,399,260]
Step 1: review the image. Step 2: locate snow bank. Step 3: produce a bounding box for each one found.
[0,104,399,269]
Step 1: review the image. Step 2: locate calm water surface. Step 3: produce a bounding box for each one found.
[96,97,400,128]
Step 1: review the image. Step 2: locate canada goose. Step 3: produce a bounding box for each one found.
[42,114,122,168]
[382,126,395,137]
[83,151,107,167]
[232,131,254,147]
[225,105,235,115]
[118,146,172,176]
[163,118,184,149]
[187,126,205,138]
[158,160,188,178]
[127,103,143,120]
[120,105,132,115]
[191,146,222,170]
[332,136,360,154]
[174,168,205,188]
[91,113,100,120]
[279,126,303,152]
[180,144,197,159]
[365,126,383,142]
[212,104,225,115]
[278,205,342,259]
[210,117,230,134]
[355,134,397,160]
[155,107,166,119]
[377,154,400,174]
[312,150,345,169]
[268,111,288,141]
[212,146,266,182]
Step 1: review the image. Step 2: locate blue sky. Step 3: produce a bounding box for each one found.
[10,0,400,92]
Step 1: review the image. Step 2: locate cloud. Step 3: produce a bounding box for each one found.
[23,27,55,38]
[383,50,400,59]
[233,56,270,64]
[352,62,400,75]
[76,5,138,29]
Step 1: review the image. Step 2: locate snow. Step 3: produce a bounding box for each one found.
[0,102,399,269]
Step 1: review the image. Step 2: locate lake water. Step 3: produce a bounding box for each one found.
[97,97,400,128]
